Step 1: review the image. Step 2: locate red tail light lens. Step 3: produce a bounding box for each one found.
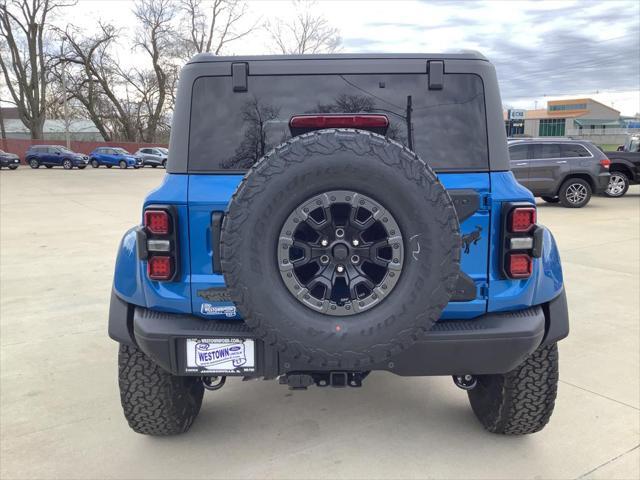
[289,114,389,129]
[509,207,536,233]
[147,255,173,280]
[144,210,170,235]
[600,158,610,169]
[507,253,532,278]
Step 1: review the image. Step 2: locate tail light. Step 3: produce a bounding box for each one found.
[148,255,173,280]
[506,253,532,278]
[140,205,179,281]
[144,210,171,234]
[509,207,536,233]
[600,158,611,169]
[501,203,542,279]
[289,114,389,136]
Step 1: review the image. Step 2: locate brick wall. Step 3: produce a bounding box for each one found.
[0,138,169,163]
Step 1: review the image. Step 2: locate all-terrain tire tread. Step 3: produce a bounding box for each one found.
[118,344,204,436]
[468,343,559,435]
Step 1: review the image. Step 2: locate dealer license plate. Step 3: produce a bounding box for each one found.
[185,338,255,374]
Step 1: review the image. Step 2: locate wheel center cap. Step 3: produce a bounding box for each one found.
[332,243,349,260]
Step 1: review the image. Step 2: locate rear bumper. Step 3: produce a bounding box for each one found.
[110,288,568,378]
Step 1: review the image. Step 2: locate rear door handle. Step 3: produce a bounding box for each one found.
[556,160,567,164]
[515,162,528,166]
[211,211,224,274]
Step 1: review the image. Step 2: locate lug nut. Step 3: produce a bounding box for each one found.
[351,255,360,264]
[335,228,345,238]
[336,265,345,273]
[352,239,360,246]
[320,239,329,247]
[320,255,330,264]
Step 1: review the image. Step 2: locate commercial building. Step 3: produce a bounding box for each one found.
[505,98,637,145]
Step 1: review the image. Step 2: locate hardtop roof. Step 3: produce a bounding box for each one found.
[187,51,488,64]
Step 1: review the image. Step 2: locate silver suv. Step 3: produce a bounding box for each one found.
[508,138,611,208]
[134,147,168,168]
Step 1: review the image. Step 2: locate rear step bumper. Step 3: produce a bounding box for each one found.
[112,289,568,378]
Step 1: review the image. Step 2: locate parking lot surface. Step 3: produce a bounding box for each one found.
[1,167,639,480]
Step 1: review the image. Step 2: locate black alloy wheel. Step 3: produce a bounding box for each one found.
[278,190,404,316]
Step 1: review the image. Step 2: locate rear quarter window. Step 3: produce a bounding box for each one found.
[561,144,591,158]
[188,73,488,172]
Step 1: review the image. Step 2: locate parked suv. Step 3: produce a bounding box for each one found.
[26,145,88,169]
[89,147,142,169]
[109,53,568,437]
[508,138,610,207]
[0,149,20,169]
[604,134,640,197]
[134,147,168,168]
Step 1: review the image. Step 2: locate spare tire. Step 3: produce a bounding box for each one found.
[221,129,460,369]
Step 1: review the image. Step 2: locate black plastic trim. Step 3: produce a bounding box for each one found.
[448,189,480,222]
[127,298,569,377]
[450,271,477,301]
[231,62,248,92]
[134,226,148,261]
[211,211,224,274]
[541,288,569,346]
[428,60,444,90]
[108,289,135,346]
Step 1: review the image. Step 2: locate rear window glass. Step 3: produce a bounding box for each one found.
[188,74,488,172]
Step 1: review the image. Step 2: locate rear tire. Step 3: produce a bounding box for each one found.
[29,159,39,169]
[106,165,112,168]
[541,196,559,204]
[162,159,167,168]
[152,164,157,168]
[604,172,629,198]
[558,178,591,208]
[118,344,204,436]
[45,165,53,169]
[8,165,18,170]
[468,343,559,435]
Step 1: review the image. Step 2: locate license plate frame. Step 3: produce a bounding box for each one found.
[184,337,256,375]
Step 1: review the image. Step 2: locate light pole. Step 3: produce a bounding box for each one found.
[61,62,70,149]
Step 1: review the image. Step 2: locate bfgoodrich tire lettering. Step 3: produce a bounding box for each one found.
[467,343,559,434]
[221,129,461,369]
[118,344,204,436]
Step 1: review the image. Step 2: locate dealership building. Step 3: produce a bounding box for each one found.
[504,98,636,144]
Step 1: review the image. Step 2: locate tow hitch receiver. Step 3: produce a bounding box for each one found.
[279,371,369,390]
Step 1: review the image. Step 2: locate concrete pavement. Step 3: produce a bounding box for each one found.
[1,167,638,479]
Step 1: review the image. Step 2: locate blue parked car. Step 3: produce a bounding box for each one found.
[89,147,141,169]
[26,145,88,169]
[109,52,568,437]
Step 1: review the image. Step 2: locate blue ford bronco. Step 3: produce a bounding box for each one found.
[109,52,569,436]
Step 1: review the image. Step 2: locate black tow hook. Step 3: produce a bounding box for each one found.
[202,376,226,391]
[453,374,477,390]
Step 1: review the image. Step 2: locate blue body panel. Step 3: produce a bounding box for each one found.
[112,170,564,320]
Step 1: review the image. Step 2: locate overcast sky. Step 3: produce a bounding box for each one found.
[40,0,640,116]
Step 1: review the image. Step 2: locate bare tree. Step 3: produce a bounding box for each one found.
[266,0,340,55]
[133,0,177,142]
[178,0,254,58]
[0,0,71,138]
[55,23,139,141]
